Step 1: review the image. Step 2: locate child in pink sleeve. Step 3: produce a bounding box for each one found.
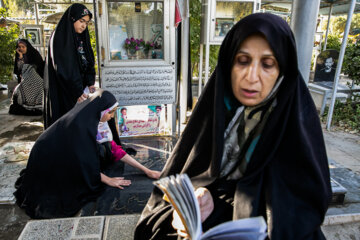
[97,103,161,180]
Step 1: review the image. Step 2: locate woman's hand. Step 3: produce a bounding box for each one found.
[195,187,214,222]
[88,85,96,93]
[16,48,23,59]
[100,173,131,189]
[77,93,88,103]
[171,187,214,237]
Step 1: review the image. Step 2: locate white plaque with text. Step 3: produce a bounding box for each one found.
[101,66,176,105]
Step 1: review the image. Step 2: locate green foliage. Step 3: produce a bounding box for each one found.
[322,34,341,51]
[189,0,220,79]
[89,27,98,74]
[322,99,360,132]
[331,16,346,35]
[189,0,201,77]
[343,41,360,86]
[0,8,19,84]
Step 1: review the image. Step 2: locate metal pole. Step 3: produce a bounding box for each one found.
[198,44,204,96]
[290,0,320,84]
[326,0,356,130]
[180,0,189,124]
[323,4,333,51]
[34,3,39,25]
[204,0,211,85]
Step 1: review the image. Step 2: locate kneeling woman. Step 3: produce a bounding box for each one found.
[135,13,331,239]
[14,90,160,219]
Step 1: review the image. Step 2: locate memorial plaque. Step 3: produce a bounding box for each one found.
[314,50,339,83]
[102,66,175,106]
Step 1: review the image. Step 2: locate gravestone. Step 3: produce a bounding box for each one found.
[314,49,339,83]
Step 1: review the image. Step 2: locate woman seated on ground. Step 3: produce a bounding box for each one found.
[14,90,161,219]
[135,13,332,240]
[9,39,45,115]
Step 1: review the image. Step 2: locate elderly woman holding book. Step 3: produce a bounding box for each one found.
[135,13,332,239]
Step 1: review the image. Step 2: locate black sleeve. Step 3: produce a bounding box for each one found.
[84,65,95,87]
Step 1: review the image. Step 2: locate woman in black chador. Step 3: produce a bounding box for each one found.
[13,39,44,83]
[10,39,45,115]
[134,13,332,239]
[43,3,96,129]
[14,90,134,219]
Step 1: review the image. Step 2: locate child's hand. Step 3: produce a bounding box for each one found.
[146,170,161,179]
[102,175,131,189]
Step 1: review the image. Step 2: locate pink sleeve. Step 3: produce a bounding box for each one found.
[111,140,127,162]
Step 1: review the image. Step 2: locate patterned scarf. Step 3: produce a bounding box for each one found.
[15,64,43,110]
[220,76,283,179]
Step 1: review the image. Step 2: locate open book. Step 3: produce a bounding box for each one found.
[154,174,267,240]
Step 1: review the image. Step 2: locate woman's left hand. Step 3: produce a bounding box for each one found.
[77,93,88,103]
[195,187,214,223]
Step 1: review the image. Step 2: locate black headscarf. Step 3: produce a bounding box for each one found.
[135,13,332,239]
[43,3,95,129]
[14,90,117,219]
[13,39,44,82]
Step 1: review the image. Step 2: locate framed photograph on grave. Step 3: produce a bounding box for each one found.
[21,25,44,47]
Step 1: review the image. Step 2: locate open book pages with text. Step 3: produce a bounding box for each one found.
[154,174,202,239]
[154,174,267,240]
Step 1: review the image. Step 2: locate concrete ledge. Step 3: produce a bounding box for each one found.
[322,213,360,240]
[18,213,360,240]
[323,213,360,225]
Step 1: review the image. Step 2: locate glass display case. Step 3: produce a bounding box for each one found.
[96,0,176,107]
[107,1,164,61]
[201,0,260,44]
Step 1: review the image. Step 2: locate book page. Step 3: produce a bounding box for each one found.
[154,174,202,240]
[201,216,267,240]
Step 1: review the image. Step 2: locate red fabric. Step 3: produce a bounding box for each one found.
[111,140,126,162]
[175,0,182,28]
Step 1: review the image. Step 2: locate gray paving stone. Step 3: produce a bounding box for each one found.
[75,216,104,236]
[18,216,105,240]
[0,161,26,204]
[18,218,75,240]
[103,214,140,240]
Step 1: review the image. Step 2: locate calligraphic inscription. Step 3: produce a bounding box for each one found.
[102,66,175,105]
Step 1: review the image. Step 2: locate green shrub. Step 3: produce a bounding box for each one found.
[322,99,360,132]
[343,41,360,87]
[0,8,20,84]
[321,34,342,51]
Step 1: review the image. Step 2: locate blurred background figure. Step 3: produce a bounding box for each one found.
[9,39,44,115]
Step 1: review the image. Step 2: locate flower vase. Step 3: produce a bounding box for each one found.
[136,50,143,60]
[144,50,149,59]
[127,49,137,60]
